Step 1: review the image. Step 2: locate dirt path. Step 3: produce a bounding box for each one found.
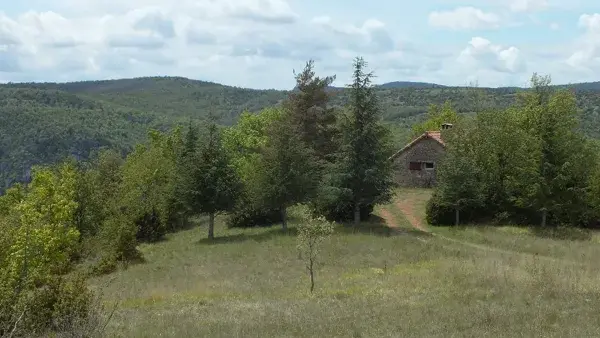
[393,194,583,265]
[378,208,398,228]
[395,200,429,232]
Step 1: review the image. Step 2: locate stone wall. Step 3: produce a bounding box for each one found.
[392,137,446,188]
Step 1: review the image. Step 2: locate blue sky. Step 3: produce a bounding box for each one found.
[0,0,598,89]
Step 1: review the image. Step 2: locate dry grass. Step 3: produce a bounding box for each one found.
[90,192,600,337]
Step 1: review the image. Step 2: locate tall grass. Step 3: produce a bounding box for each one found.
[89,206,600,337]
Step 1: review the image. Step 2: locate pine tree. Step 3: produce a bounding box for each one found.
[257,112,317,230]
[334,57,395,224]
[188,118,240,239]
[285,60,337,163]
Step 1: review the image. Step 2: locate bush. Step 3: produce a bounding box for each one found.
[425,192,456,226]
[134,209,166,242]
[227,196,282,228]
[98,214,140,264]
[0,274,92,336]
[311,192,374,222]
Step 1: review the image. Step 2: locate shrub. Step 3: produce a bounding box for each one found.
[227,195,282,228]
[0,274,92,336]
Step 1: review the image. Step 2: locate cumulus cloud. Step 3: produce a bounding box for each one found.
[459,37,526,73]
[566,13,600,70]
[428,7,501,30]
[311,17,395,53]
[0,0,598,89]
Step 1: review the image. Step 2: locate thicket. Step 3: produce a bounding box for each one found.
[428,74,600,228]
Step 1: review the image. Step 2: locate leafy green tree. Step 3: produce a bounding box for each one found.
[516,74,595,226]
[74,149,123,238]
[297,213,334,293]
[188,119,241,239]
[222,108,284,228]
[411,101,460,136]
[435,125,485,225]
[256,111,317,230]
[118,128,182,241]
[9,163,80,288]
[327,57,395,224]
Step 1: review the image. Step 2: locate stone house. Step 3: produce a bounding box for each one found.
[389,124,452,188]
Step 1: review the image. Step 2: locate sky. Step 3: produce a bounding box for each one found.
[0,0,599,89]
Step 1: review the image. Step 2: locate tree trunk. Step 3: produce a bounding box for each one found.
[541,209,547,227]
[353,202,361,225]
[309,256,315,293]
[281,206,287,231]
[455,208,460,226]
[208,212,215,240]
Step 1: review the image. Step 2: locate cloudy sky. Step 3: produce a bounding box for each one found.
[0,0,599,89]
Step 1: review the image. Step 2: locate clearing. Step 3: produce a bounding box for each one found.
[93,189,600,337]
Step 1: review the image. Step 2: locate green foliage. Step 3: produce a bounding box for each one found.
[317,57,395,223]
[430,74,598,227]
[285,60,338,162]
[74,149,124,238]
[256,110,318,229]
[435,127,485,225]
[187,119,241,238]
[223,108,284,228]
[3,76,600,194]
[296,212,335,293]
[411,101,461,136]
[118,128,183,241]
[0,164,94,337]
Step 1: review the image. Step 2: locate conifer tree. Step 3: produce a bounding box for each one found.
[257,112,317,230]
[285,60,337,163]
[331,57,395,224]
[188,117,240,239]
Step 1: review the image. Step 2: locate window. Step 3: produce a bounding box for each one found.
[409,161,435,171]
[409,162,421,170]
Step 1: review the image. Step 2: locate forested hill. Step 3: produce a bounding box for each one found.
[1,76,600,192]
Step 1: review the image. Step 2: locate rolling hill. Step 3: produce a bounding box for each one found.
[1,76,600,192]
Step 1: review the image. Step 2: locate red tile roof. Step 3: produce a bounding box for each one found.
[426,131,444,145]
[389,130,446,160]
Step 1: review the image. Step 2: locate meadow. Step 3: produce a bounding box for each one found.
[91,189,600,337]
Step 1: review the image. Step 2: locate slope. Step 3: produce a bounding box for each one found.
[1,76,600,192]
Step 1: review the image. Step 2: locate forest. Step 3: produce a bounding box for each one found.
[2,69,600,193]
[1,55,600,336]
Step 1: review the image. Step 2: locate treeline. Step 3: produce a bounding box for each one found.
[428,74,600,228]
[0,57,396,336]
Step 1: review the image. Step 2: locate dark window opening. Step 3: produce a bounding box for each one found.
[409,162,421,170]
[424,162,435,170]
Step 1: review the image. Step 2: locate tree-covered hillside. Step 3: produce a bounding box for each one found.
[1,76,600,192]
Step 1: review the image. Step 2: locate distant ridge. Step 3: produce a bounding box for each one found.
[377,81,447,89]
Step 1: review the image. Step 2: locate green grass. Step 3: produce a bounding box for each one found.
[91,193,600,337]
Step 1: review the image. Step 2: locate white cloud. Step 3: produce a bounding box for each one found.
[428,7,501,30]
[566,13,600,70]
[0,0,598,89]
[579,13,600,32]
[458,37,526,74]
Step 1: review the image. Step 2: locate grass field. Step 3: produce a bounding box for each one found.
[92,189,600,337]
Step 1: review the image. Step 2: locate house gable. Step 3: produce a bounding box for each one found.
[390,131,447,188]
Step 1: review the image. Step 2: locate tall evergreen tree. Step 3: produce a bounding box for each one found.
[188,118,240,239]
[285,60,337,163]
[333,57,395,224]
[256,112,317,230]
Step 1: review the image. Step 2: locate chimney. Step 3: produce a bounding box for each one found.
[441,123,453,130]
